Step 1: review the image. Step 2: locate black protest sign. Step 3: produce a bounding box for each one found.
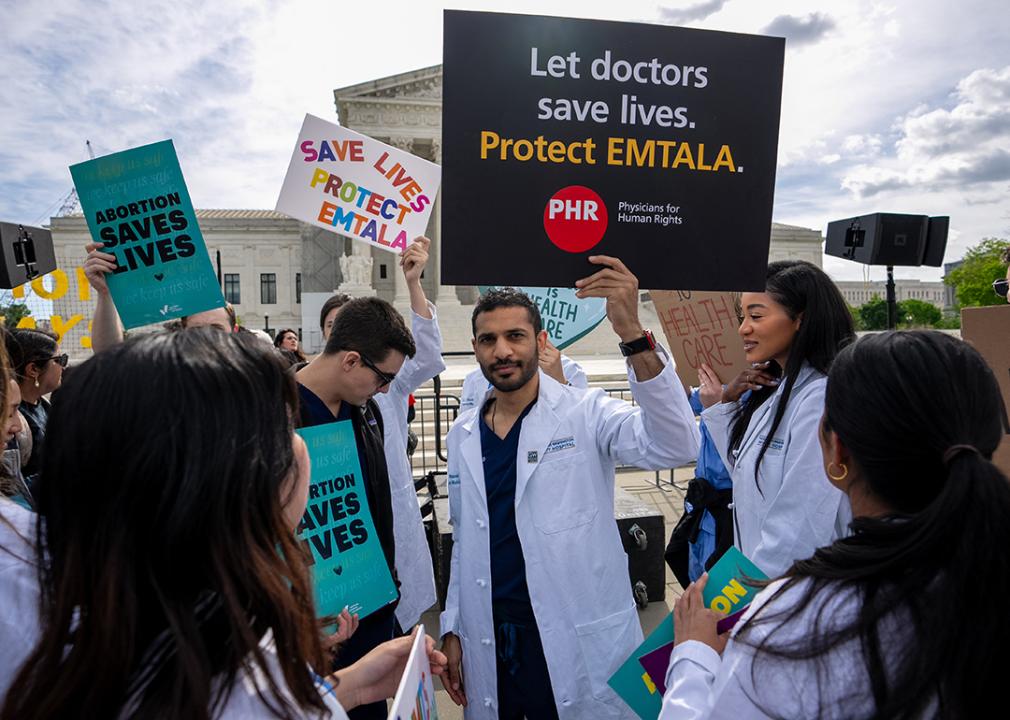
[441,11,784,291]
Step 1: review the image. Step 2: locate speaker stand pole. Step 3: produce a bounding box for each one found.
[885,265,897,330]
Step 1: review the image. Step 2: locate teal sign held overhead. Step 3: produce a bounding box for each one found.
[296,421,398,621]
[478,286,607,349]
[69,140,225,329]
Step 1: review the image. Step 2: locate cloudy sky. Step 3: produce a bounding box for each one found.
[2,0,1008,283]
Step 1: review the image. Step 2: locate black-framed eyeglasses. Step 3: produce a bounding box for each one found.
[48,353,69,368]
[359,353,396,388]
[994,278,1009,298]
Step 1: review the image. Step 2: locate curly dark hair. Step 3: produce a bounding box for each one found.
[471,288,543,337]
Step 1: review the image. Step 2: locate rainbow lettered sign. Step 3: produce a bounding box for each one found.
[276,114,441,253]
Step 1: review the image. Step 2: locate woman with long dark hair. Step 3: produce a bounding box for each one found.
[663,331,1010,716]
[698,261,855,576]
[0,329,445,719]
[275,328,307,365]
[4,329,65,492]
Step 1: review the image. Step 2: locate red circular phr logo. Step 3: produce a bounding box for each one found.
[543,186,608,253]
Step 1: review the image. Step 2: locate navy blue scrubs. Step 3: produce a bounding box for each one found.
[479,398,560,720]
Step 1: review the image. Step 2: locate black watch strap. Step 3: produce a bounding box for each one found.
[619,329,656,357]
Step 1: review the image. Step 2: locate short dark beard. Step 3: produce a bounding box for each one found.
[480,352,538,393]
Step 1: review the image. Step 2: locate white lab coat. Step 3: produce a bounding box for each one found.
[372,302,445,629]
[440,348,700,719]
[659,577,921,718]
[0,500,349,719]
[701,364,851,578]
[459,355,588,412]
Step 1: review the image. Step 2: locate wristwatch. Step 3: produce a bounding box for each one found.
[619,329,656,357]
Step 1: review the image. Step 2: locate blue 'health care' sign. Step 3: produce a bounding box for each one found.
[69,140,225,329]
[296,421,398,621]
[478,286,607,349]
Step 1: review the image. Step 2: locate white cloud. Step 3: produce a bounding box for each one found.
[657,0,729,25]
[842,66,1010,196]
[762,12,835,46]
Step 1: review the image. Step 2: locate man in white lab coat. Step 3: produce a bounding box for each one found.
[439,257,700,719]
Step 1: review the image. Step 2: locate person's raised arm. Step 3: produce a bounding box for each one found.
[576,256,699,469]
[391,237,446,396]
[83,243,124,352]
[575,255,663,381]
[401,236,432,320]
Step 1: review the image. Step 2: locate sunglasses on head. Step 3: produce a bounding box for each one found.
[994,278,1009,298]
[359,353,396,388]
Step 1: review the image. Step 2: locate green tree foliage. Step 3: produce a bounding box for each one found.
[900,298,942,327]
[847,304,865,331]
[858,296,890,330]
[944,237,1010,308]
[855,296,945,329]
[0,303,31,326]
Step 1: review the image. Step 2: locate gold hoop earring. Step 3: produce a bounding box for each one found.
[827,462,848,481]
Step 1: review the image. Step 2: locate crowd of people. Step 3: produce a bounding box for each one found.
[0,236,1006,719]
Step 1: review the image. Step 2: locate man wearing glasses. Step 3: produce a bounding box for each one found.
[294,293,416,720]
[316,238,446,645]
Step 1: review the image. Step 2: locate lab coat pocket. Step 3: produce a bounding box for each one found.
[575,606,639,699]
[531,452,598,533]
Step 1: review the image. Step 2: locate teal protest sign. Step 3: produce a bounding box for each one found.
[607,547,768,718]
[69,140,225,329]
[296,421,397,621]
[478,286,606,349]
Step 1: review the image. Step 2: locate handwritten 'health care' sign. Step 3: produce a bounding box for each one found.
[478,286,606,350]
[276,114,441,253]
[69,140,225,330]
[297,421,397,621]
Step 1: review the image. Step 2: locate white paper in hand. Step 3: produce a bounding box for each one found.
[387,624,439,720]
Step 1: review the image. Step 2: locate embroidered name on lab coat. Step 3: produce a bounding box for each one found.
[544,436,576,455]
[757,434,785,452]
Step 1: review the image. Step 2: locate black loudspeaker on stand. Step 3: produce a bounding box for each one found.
[825,212,949,330]
[0,223,58,290]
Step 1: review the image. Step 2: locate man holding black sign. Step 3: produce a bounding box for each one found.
[439,256,699,719]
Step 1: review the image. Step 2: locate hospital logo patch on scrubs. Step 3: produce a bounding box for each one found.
[527,451,539,463]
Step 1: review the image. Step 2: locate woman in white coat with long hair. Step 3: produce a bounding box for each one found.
[664,330,1010,717]
[698,260,855,577]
